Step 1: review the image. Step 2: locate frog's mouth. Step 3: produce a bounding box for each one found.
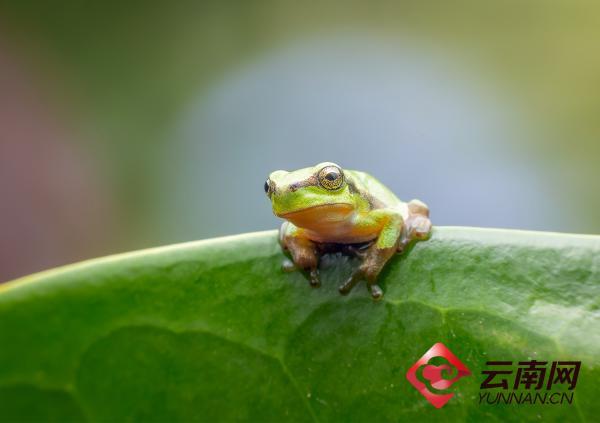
[278,203,354,226]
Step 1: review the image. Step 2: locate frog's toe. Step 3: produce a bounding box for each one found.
[338,278,355,295]
[338,282,351,295]
[410,215,432,240]
[415,223,432,239]
[281,259,297,273]
[369,284,384,301]
[308,268,321,288]
[339,271,363,295]
[408,199,429,217]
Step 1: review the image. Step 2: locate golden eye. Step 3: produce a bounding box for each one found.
[318,166,344,190]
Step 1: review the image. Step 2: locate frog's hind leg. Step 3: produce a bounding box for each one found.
[279,221,321,287]
[339,209,403,300]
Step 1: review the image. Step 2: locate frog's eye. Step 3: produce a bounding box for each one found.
[264,180,271,196]
[318,166,344,190]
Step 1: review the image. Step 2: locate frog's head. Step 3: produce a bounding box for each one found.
[265,162,356,226]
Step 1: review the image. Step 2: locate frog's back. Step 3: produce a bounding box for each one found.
[345,169,406,214]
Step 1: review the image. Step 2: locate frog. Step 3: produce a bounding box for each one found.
[264,162,431,300]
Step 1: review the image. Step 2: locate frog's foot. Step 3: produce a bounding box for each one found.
[283,259,321,287]
[341,242,396,298]
[282,258,320,288]
[406,199,432,241]
[398,213,432,252]
[368,284,383,301]
[339,270,385,300]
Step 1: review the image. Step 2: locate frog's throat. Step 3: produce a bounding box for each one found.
[278,203,355,226]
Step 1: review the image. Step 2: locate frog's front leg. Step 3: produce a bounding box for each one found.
[279,221,320,287]
[339,209,403,300]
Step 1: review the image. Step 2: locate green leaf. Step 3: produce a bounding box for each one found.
[0,227,598,422]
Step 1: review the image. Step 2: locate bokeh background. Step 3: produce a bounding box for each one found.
[1,0,599,282]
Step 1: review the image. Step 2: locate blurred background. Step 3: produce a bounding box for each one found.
[0,0,599,282]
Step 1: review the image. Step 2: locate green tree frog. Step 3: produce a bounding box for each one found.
[265,162,432,300]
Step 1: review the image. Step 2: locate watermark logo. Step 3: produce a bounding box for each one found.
[479,360,581,405]
[406,342,471,408]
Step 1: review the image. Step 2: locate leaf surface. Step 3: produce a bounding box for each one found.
[0,227,598,421]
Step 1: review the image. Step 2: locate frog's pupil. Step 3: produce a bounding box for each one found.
[325,172,338,181]
[264,180,270,194]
